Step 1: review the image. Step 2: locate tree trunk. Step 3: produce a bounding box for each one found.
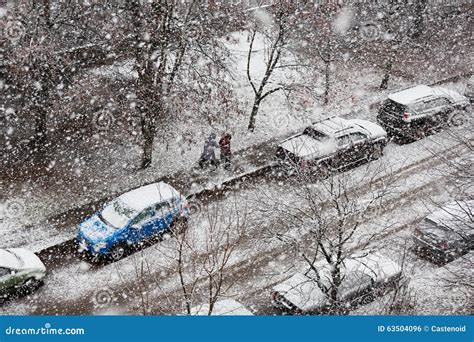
[247,96,261,132]
[323,60,331,106]
[141,112,156,169]
[380,58,393,90]
[411,0,427,38]
[33,106,48,148]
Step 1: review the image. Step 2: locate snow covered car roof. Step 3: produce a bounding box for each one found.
[312,117,352,135]
[278,132,336,160]
[388,85,467,105]
[0,248,45,272]
[272,251,401,312]
[388,85,434,105]
[0,249,22,269]
[189,299,253,316]
[425,200,473,232]
[118,182,180,212]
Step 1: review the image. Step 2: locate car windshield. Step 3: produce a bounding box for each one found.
[303,127,329,141]
[100,199,137,229]
[420,219,460,240]
[381,99,407,115]
[0,249,23,269]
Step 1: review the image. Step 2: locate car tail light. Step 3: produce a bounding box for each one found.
[182,200,190,213]
[438,241,448,250]
[402,112,412,122]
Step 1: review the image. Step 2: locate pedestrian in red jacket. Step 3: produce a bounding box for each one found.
[219,133,232,170]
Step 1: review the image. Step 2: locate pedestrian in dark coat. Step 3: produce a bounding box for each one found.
[219,133,232,170]
[199,133,219,169]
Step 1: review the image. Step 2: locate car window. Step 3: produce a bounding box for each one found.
[413,98,450,112]
[340,270,373,299]
[101,199,138,229]
[303,127,328,141]
[155,202,171,217]
[336,135,351,148]
[410,101,427,113]
[0,267,11,277]
[131,208,155,226]
[349,132,367,143]
[427,98,450,107]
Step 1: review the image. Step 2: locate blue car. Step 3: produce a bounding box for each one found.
[77,182,189,261]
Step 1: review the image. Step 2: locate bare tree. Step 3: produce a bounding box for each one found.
[122,1,234,168]
[175,202,248,315]
[259,160,406,314]
[246,1,295,131]
[122,199,249,315]
[3,2,109,164]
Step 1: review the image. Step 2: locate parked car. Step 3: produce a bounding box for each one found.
[0,248,46,301]
[76,182,189,261]
[189,299,253,316]
[271,251,402,314]
[465,76,474,103]
[377,85,470,140]
[413,200,473,263]
[275,117,387,177]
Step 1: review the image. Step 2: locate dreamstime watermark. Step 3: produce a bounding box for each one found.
[2,19,25,42]
[183,22,203,40]
[447,110,471,128]
[1,200,25,219]
[92,287,115,307]
[359,21,380,41]
[92,110,116,132]
[187,198,204,217]
[4,322,85,336]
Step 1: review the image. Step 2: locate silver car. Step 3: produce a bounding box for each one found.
[271,251,402,314]
[414,200,473,263]
[0,248,46,301]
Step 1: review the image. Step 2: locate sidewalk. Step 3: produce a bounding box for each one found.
[0,72,471,253]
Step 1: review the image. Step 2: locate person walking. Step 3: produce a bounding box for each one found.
[219,133,232,170]
[199,133,219,169]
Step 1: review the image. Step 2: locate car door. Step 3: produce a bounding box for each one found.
[342,271,374,305]
[348,132,369,163]
[128,208,156,243]
[0,267,18,293]
[154,201,174,233]
[333,134,353,169]
[416,98,451,127]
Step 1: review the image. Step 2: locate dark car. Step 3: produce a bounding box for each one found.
[377,85,470,141]
[413,200,473,264]
[276,117,387,177]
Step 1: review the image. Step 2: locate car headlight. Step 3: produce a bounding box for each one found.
[93,242,107,252]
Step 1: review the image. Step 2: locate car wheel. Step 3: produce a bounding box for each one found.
[317,164,331,180]
[109,246,125,261]
[370,144,384,160]
[410,128,426,141]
